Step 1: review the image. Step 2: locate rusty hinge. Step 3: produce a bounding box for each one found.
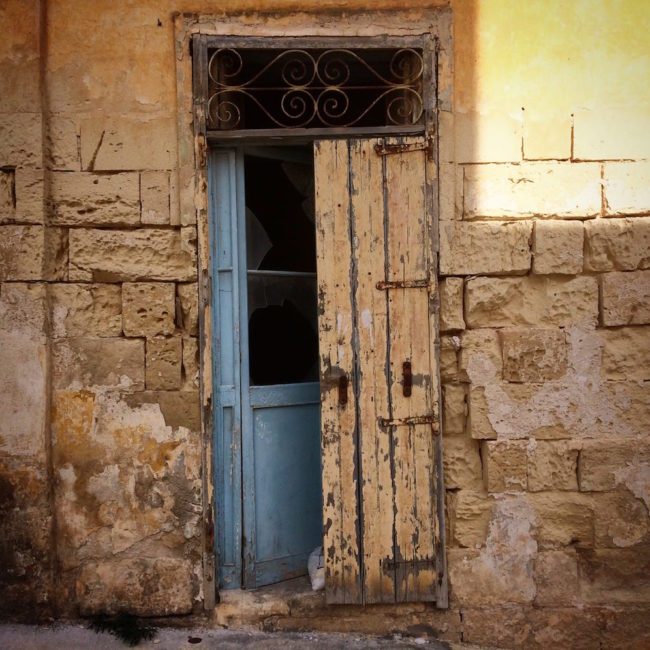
[376,278,429,290]
[374,136,434,161]
[378,415,439,430]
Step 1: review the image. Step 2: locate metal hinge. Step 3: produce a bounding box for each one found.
[374,136,434,161]
[376,278,430,290]
[378,415,439,430]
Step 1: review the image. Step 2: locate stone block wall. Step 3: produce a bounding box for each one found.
[438,123,650,646]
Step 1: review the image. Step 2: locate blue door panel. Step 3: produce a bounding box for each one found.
[210,146,322,591]
[252,389,322,586]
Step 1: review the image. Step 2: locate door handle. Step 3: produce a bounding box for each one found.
[403,361,412,397]
[338,375,349,407]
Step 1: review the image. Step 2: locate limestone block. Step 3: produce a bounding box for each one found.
[1,169,44,225]
[585,217,650,271]
[0,332,46,458]
[443,437,482,490]
[604,162,650,215]
[52,338,144,390]
[177,282,199,336]
[534,550,579,606]
[182,337,199,391]
[527,441,578,492]
[578,549,650,604]
[442,384,466,435]
[461,606,604,650]
[468,380,650,441]
[458,328,502,382]
[122,282,175,337]
[440,221,532,276]
[574,108,650,161]
[124,391,201,432]
[0,113,42,168]
[69,227,197,282]
[448,497,537,605]
[46,227,69,281]
[0,282,47,336]
[440,335,460,382]
[146,337,182,390]
[46,114,80,171]
[454,111,522,163]
[532,220,584,275]
[464,162,601,219]
[600,607,650,650]
[481,440,527,492]
[0,46,41,113]
[50,283,122,338]
[0,496,52,616]
[14,168,44,224]
[140,171,170,225]
[523,111,572,161]
[80,116,175,171]
[466,276,598,328]
[599,326,650,380]
[601,270,650,325]
[448,490,494,548]
[0,169,15,222]
[500,328,568,382]
[439,162,463,221]
[0,225,43,280]
[76,558,193,616]
[439,277,464,332]
[593,489,650,549]
[51,172,140,226]
[579,440,650,492]
[531,492,594,549]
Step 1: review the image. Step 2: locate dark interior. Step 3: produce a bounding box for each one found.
[245,148,319,386]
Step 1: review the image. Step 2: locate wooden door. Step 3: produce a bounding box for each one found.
[314,136,445,605]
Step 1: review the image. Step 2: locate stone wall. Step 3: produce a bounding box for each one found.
[1,0,649,647]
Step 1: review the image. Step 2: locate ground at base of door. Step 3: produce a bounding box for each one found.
[0,624,488,650]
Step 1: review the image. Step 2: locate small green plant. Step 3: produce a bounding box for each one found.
[88,613,157,647]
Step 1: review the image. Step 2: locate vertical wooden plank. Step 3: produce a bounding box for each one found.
[384,136,437,602]
[349,139,396,603]
[314,139,362,604]
[209,148,244,589]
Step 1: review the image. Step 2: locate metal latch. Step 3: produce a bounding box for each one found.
[378,415,438,430]
[376,278,429,290]
[374,136,434,161]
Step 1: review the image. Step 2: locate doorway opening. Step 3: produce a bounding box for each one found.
[210,144,322,590]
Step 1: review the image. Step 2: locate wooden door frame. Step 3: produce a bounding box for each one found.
[176,7,453,609]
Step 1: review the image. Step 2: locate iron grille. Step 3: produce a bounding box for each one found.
[206,47,424,132]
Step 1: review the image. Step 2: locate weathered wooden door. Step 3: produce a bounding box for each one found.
[314,136,445,605]
[209,147,322,590]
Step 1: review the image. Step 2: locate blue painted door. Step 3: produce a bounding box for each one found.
[209,146,322,590]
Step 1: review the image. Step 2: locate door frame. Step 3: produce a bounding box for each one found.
[177,8,453,608]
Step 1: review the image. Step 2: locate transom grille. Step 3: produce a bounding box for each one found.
[206,47,425,132]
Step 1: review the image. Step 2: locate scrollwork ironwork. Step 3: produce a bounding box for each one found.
[206,47,424,131]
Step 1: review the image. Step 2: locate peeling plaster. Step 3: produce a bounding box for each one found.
[615,462,650,511]
[467,323,638,439]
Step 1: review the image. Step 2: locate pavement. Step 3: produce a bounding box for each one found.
[0,624,479,650]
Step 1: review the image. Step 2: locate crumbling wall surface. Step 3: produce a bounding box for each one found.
[437,2,650,647]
